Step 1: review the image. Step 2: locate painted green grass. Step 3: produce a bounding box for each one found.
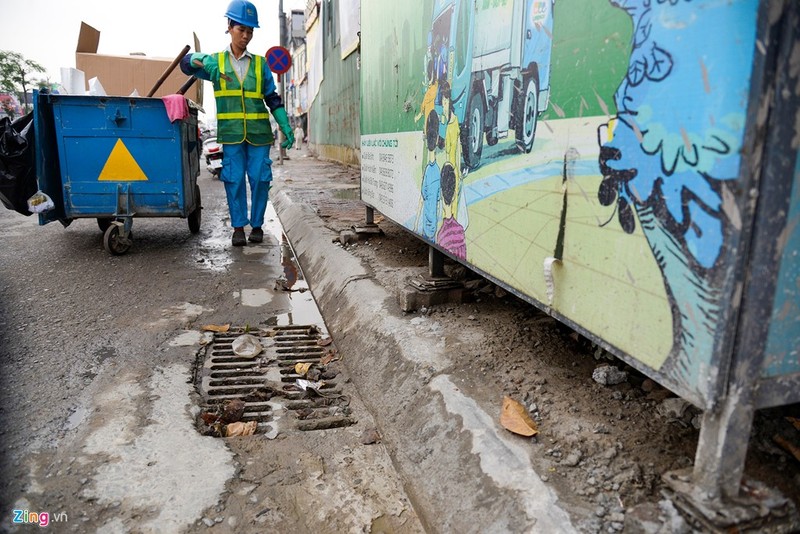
[463,174,673,368]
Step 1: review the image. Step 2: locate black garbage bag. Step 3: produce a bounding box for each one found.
[0,112,37,216]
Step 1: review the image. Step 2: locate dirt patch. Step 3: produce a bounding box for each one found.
[310,186,800,532]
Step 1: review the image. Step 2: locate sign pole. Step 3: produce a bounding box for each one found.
[266,42,293,166]
[277,0,284,165]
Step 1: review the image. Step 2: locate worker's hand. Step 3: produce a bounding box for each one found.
[281,129,295,150]
[199,55,232,83]
[272,107,294,150]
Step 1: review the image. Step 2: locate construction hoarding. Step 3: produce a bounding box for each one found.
[360,0,800,412]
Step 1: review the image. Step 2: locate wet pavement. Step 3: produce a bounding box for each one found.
[0,147,423,533]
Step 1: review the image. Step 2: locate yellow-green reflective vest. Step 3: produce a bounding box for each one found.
[214,52,273,145]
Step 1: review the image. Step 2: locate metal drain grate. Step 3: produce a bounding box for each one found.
[196,325,355,437]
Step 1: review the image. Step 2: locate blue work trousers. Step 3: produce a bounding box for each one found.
[220,142,273,229]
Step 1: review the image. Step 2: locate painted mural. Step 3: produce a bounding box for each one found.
[360,0,760,405]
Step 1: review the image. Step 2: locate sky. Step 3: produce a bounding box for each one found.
[0,0,305,120]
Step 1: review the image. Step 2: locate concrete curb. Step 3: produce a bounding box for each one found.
[272,190,577,533]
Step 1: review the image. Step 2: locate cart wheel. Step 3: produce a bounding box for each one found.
[103,224,132,255]
[188,185,202,234]
[97,217,114,232]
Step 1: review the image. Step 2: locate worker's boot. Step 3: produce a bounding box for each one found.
[248,227,264,243]
[232,227,247,246]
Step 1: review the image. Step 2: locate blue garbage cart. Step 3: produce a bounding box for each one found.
[33,91,202,254]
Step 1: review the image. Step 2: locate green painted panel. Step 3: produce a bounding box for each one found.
[309,2,361,149]
[360,0,762,406]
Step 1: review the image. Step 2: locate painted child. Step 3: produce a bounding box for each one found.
[436,162,466,259]
[415,110,442,241]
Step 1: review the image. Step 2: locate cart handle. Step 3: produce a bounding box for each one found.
[147,45,191,97]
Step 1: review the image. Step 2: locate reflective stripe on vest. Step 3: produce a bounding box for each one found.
[215,54,264,99]
[213,53,271,145]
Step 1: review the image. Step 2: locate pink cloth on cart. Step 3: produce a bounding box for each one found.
[162,94,189,122]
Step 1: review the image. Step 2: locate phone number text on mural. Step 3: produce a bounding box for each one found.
[362,139,399,148]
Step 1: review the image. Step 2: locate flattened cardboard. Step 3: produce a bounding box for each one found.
[75,22,200,102]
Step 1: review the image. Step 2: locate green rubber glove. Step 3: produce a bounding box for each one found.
[192,54,230,83]
[273,107,295,150]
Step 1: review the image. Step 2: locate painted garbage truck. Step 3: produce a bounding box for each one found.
[361,0,800,525]
[429,0,554,168]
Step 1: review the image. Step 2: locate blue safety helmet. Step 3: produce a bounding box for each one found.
[225,0,259,28]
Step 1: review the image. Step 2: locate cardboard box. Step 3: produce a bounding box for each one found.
[75,22,201,103]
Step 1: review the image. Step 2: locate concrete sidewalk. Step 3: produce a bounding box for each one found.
[270,152,580,533]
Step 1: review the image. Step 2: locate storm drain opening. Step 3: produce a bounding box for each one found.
[195,325,356,438]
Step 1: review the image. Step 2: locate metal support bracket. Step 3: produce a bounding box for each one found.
[663,468,800,533]
[115,183,136,239]
[407,275,463,292]
[352,206,383,235]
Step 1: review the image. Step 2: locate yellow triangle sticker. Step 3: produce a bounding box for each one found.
[98,139,148,181]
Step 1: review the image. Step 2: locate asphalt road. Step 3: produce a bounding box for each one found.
[0,164,421,533]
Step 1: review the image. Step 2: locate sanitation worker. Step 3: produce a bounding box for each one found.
[181,0,294,246]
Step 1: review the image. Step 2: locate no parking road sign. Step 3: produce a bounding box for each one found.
[266,46,292,79]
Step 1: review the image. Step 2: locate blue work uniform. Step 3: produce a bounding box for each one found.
[186,46,284,229]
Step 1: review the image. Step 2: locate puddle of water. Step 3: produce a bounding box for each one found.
[242,246,268,255]
[241,288,273,307]
[274,291,327,334]
[196,202,329,332]
[194,237,235,273]
[65,405,88,431]
[263,204,284,243]
[263,204,328,333]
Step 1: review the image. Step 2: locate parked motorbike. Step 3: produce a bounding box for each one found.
[202,138,223,177]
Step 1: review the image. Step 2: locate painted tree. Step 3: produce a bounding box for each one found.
[0,51,46,115]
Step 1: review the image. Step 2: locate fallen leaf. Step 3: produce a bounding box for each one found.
[773,434,800,462]
[786,417,800,432]
[321,348,339,365]
[500,396,539,437]
[295,408,314,420]
[296,379,325,392]
[317,337,333,347]
[200,411,219,425]
[226,421,257,437]
[295,362,312,376]
[202,324,230,333]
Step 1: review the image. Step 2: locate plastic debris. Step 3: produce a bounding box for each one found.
[26,191,54,213]
[296,379,325,393]
[263,425,279,440]
[500,396,539,437]
[202,324,231,333]
[295,362,312,376]
[231,334,263,358]
[225,421,257,437]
